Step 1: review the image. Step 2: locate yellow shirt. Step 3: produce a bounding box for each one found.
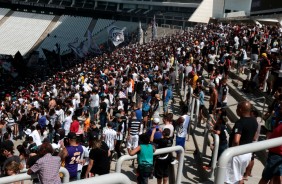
[84,118,90,132]
[192,75,199,89]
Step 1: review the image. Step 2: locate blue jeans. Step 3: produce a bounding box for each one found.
[262,152,282,181]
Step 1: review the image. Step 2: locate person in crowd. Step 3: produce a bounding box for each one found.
[70,115,79,133]
[127,111,141,153]
[27,142,61,184]
[5,161,21,184]
[172,106,189,165]
[102,122,117,159]
[209,83,218,115]
[225,101,258,184]
[84,135,110,178]
[128,133,154,184]
[259,102,282,184]
[60,132,84,181]
[150,128,173,184]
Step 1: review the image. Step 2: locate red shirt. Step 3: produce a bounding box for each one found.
[70,120,79,133]
[269,123,282,155]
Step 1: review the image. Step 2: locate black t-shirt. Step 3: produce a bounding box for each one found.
[100,102,107,114]
[251,43,260,54]
[82,93,90,106]
[154,138,173,158]
[26,155,40,168]
[89,141,110,175]
[229,117,258,147]
[214,124,227,145]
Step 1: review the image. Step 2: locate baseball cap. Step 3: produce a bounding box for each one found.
[153,118,160,124]
[67,132,77,139]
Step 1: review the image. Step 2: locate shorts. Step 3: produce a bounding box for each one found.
[176,136,185,149]
[154,157,171,179]
[251,54,258,62]
[200,104,204,110]
[208,105,214,114]
[261,153,282,181]
[142,111,149,117]
[240,59,247,66]
[225,153,252,183]
[127,134,139,149]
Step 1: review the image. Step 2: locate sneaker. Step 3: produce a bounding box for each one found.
[171,160,179,165]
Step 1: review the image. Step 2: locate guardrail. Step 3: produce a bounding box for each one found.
[115,146,184,184]
[215,137,282,183]
[0,167,69,184]
[68,173,131,184]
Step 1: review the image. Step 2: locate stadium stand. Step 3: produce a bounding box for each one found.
[92,18,115,36]
[0,11,54,55]
[37,15,92,57]
[0,8,10,21]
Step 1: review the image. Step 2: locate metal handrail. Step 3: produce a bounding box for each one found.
[67,173,131,184]
[115,146,184,184]
[215,137,282,183]
[210,133,219,179]
[0,167,69,184]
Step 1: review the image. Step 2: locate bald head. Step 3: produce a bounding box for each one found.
[237,101,252,117]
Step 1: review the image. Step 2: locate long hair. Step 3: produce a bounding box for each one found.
[89,139,102,149]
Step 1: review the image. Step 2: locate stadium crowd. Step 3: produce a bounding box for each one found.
[0,21,282,184]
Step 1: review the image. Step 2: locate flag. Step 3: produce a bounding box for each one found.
[138,21,144,45]
[152,15,157,40]
[68,40,85,58]
[87,30,102,54]
[107,26,126,46]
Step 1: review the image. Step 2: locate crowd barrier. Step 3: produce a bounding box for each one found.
[68,173,131,184]
[115,146,184,184]
[215,137,282,183]
[0,167,69,184]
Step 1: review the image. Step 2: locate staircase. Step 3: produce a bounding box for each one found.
[27,15,61,54]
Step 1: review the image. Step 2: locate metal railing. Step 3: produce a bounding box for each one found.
[115,146,184,184]
[215,137,282,183]
[0,167,69,184]
[68,173,131,184]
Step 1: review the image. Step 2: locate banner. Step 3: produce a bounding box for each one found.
[152,15,157,40]
[138,21,144,45]
[107,26,126,46]
[88,30,102,54]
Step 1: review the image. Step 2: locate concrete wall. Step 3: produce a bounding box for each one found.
[224,0,252,14]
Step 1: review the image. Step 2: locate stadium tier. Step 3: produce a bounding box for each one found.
[37,15,92,58]
[0,10,54,56]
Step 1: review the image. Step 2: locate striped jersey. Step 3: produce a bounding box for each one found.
[129,118,141,136]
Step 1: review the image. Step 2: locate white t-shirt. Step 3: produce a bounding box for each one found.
[177,115,190,138]
[30,130,42,146]
[64,116,72,133]
[103,128,117,151]
[163,124,174,138]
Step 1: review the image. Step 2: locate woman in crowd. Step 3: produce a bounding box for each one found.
[128,133,154,184]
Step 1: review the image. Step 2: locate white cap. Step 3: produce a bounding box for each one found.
[153,118,160,124]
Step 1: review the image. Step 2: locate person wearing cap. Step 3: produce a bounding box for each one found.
[147,118,162,141]
[27,142,61,184]
[60,132,84,181]
[258,53,271,90]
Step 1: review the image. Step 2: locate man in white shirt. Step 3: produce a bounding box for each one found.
[103,122,117,154]
[89,90,99,121]
[172,113,190,164]
[27,126,42,146]
[64,111,72,135]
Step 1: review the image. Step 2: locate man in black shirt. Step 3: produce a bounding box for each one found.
[226,101,258,184]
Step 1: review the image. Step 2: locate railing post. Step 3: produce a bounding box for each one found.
[202,116,211,157]
[210,133,219,179]
[190,97,195,121]
[193,99,200,129]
